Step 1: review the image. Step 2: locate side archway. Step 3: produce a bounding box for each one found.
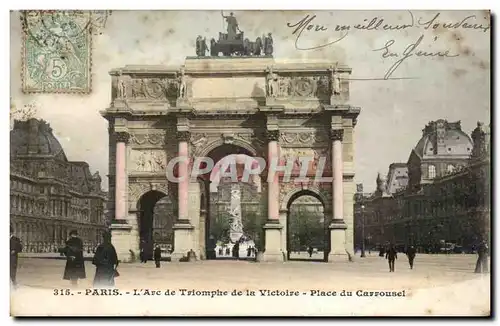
[283,188,329,262]
[136,190,175,260]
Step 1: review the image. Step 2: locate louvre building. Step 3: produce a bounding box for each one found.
[354,120,491,252]
[10,119,107,253]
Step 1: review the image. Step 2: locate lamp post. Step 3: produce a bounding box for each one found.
[360,204,366,258]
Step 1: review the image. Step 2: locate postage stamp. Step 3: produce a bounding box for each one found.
[21,11,92,93]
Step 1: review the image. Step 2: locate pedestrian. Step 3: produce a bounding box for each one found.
[474,240,489,273]
[385,244,397,272]
[10,226,23,287]
[154,244,162,268]
[308,246,313,258]
[406,245,416,269]
[207,235,217,260]
[92,232,119,288]
[139,240,146,263]
[62,230,86,287]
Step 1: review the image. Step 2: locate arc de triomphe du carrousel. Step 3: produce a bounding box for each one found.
[101,20,360,263]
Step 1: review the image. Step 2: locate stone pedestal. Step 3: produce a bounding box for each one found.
[327,221,348,262]
[261,221,284,262]
[171,222,195,261]
[110,223,134,263]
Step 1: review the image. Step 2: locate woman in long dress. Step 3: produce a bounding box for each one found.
[92,232,119,288]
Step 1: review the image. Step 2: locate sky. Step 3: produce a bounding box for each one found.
[10,10,490,192]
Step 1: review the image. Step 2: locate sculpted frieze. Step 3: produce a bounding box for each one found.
[279,131,329,146]
[126,78,179,100]
[129,133,166,146]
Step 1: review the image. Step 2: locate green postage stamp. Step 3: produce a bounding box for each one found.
[21,11,92,93]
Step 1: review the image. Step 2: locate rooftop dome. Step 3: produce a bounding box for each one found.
[413,119,473,158]
[10,119,66,159]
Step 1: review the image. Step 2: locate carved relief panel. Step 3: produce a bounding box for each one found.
[129,150,167,173]
[113,76,180,102]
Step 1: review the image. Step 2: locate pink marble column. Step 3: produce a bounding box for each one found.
[177,131,190,222]
[331,129,344,220]
[267,130,280,221]
[114,132,129,220]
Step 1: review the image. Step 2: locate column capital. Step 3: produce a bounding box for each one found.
[176,131,191,142]
[115,132,130,143]
[330,129,344,141]
[266,130,280,142]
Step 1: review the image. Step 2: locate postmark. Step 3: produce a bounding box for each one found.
[21,11,99,93]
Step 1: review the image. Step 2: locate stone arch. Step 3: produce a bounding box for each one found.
[197,138,258,158]
[128,181,170,210]
[280,186,331,214]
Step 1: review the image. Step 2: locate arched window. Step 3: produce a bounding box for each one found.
[428,165,436,179]
[447,164,455,174]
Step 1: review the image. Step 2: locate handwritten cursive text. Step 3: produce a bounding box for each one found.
[373,34,460,79]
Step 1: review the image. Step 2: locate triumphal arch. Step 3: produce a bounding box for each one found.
[102,29,360,263]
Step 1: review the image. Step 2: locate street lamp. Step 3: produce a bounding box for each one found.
[361,204,366,258]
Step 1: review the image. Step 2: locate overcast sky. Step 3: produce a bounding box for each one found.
[10,10,490,192]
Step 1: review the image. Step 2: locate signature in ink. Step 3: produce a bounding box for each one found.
[373,34,460,80]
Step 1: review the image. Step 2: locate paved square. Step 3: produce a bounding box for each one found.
[10,254,490,316]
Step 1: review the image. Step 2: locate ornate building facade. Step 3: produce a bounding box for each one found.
[10,119,108,252]
[354,121,490,251]
[102,56,361,263]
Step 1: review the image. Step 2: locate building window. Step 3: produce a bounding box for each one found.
[447,164,455,174]
[428,165,436,179]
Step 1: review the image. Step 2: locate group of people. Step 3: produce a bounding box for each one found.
[139,241,164,268]
[381,244,416,272]
[379,241,489,273]
[10,227,120,288]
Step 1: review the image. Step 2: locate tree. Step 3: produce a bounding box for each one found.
[288,208,324,251]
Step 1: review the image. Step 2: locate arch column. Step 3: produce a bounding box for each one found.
[114,131,130,221]
[171,129,196,261]
[261,126,285,262]
[328,128,348,262]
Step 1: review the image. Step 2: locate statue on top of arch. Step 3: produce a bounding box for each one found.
[194,11,274,57]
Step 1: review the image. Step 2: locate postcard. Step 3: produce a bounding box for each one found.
[9,9,490,316]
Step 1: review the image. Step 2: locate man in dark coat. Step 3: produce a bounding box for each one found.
[92,232,119,288]
[385,244,398,272]
[474,240,489,273]
[154,244,162,268]
[406,245,417,269]
[10,226,22,287]
[207,235,217,260]
[63,230,86,286]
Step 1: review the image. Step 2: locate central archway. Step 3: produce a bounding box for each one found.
[203,144,265,260]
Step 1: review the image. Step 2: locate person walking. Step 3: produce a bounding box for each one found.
[10,226,23,287]
[154,244,162,268]
[139,240,146,263]
[62,230,86,287]
[406,245,416,269]
[385,244,397,272]
[308,246,313,258]
[474,240,489,273]
[92,232,119,288]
